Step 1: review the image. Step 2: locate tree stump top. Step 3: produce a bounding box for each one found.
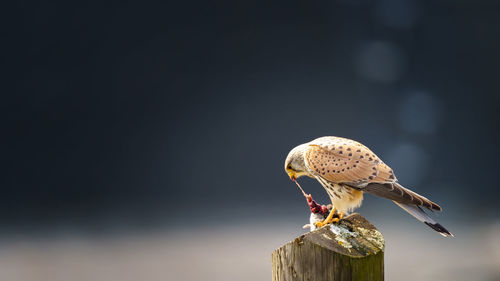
[300,213,385,258]
[272,213,385,281]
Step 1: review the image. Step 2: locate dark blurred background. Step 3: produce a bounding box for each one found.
[3,1,500,280]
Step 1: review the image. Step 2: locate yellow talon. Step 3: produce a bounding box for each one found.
[314,207,344,227]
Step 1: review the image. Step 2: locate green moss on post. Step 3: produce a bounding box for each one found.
[271,213,384,281]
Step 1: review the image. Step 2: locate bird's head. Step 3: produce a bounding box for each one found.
[284,143,312,181]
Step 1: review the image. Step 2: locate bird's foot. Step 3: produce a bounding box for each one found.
[314,212,344,227]
[314,217,340,227]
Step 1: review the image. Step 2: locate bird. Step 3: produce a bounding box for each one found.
[284,136,453,237]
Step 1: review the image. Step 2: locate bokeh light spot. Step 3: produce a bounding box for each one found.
[355,41,406,83]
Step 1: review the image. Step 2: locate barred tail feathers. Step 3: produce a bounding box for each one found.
[393,201,453,237]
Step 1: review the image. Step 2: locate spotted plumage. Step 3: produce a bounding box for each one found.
[284,136,452,237]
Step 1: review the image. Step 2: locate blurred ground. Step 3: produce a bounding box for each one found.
[1,212,499,281]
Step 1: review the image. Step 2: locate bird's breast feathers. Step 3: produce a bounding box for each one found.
[315,176,364,213]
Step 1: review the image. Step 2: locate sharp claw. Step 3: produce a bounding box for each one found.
[314,216,341,228]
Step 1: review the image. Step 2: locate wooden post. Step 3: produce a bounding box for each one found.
[271,213,384,281]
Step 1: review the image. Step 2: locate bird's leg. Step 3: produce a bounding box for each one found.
[314,207,339,227]
[338,212,344,220]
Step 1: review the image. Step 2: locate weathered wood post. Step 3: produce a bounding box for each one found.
[271,213,384,281]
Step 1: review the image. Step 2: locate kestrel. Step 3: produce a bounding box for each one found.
[284,136,453,237]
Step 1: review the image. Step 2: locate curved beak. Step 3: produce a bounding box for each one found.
[287,170,296,181]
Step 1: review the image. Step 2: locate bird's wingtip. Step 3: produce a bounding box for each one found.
[425,222,454,237]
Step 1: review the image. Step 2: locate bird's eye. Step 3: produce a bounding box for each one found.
[287,165,292,170]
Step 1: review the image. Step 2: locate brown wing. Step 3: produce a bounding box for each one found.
[305,136,441,211]
[304,136,394,186]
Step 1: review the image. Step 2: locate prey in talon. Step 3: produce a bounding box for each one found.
[285,136,453,237]
[290,176,341,229]
[303,194,338,231]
